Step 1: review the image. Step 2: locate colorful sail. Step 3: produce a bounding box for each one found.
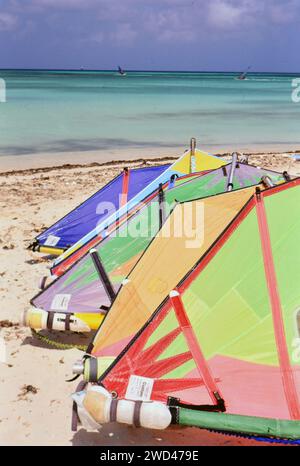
[51,161,284,277]
[87,186,257,362]
[31,164,170,254]
[27,171,202,331]
[85,179,300,440]
[50,149,227,273]
[26,164,285,335]
[50,171,204,278]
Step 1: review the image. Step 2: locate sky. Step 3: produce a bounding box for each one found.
[0,0,299,71]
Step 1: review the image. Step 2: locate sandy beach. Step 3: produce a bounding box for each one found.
[1,144,300,173]
[1,148,299,446]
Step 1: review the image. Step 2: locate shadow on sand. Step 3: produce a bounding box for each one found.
[71,423,272,447]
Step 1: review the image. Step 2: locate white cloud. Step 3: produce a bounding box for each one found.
[30,0,95,8]
[270,1,299,24]
[0,12,17,31]
[88,31,104,44]
[110,23,137,46]
[208,0,246,29]
[146,10,198,43]
[88,22,137,46]
[1,0,299,46]
[207,0,300,30]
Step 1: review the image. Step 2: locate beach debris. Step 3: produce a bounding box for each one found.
[18,384,39,400]
[0,320,17,328]
[2,244,15,250]
[22,385,38,395]
[25,257,51,265]
[50,399,61,406]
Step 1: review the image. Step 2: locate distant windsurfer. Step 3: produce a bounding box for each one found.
[237,66,251,80]
[118,66,126,76]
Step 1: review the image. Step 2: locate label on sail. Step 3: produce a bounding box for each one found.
[44,235,60,247]
[125,375,154,402]
[51,294,71,311]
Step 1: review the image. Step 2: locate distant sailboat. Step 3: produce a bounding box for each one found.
[236,66,251,80]
[117,66,126,76]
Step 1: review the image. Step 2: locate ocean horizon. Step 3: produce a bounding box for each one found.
[0,70,300,158]
[1,68,300,73]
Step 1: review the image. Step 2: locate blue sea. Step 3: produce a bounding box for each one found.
[0,70,300,157]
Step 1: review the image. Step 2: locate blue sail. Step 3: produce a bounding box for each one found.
[35,164,170,250]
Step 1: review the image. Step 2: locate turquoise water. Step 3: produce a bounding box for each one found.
[0,70,300,156]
